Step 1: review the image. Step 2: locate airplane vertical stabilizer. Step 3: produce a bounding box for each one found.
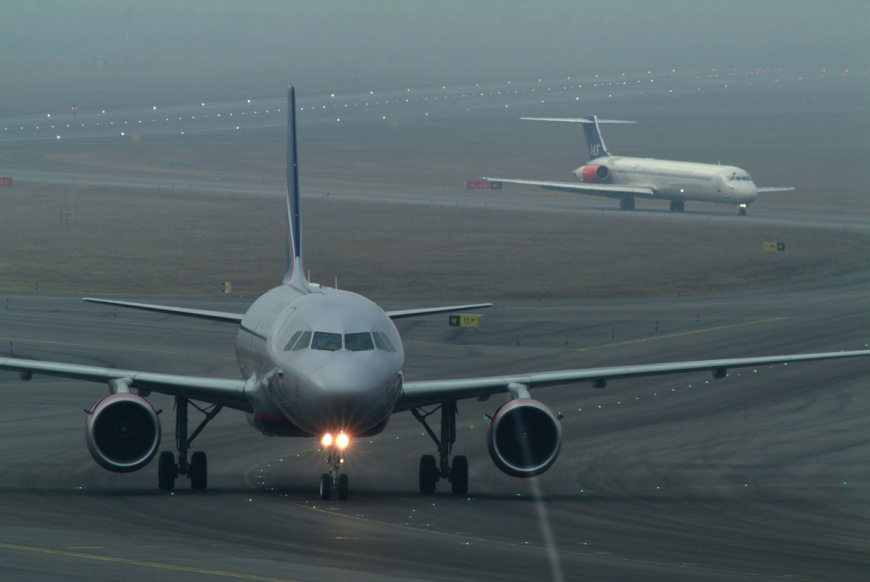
[581,115,610,160]
[283,86,308,289]
[520,116,635,162]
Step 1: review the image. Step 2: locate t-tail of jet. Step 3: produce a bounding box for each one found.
[283,86,308,290]
[521,115,635,161]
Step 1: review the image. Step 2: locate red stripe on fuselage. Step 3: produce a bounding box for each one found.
[253,412,286,422]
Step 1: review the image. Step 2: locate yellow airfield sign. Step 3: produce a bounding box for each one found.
[763,242,786,252]
[449,314,479,328]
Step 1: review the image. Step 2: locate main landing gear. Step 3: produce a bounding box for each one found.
[619,196,636,211]
[412,401,468,495]
[157,396,223,491]
[669,200,685,212]
[319,441,349,501]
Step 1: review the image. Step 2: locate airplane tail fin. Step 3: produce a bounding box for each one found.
[283,86,307,289]
[521,116,635,161]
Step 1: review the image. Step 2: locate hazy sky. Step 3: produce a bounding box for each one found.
[1,1,867,99]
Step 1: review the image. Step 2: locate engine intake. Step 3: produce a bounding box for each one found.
[86,394,161,473]
[581,164,610,183]
[488,399,562,478]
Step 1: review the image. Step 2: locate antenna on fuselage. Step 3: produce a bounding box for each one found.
[283,86,308,290]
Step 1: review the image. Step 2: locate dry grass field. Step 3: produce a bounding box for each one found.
[2,181,868,301]
[2,76,868,301]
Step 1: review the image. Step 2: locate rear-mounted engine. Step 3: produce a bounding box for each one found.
[581,164,610,182]
[487,399,562,478]
[86,393,161,473]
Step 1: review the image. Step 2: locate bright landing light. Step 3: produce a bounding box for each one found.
[320,432,350,448]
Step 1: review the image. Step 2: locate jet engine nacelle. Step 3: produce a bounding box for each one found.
[487,399,562,478]
[86,393,161,473]
[580,164,610,183]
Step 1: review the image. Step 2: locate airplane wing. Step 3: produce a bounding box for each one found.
[756,187,796,193]
[84,298,493,323]
[482,177,655,199]
[395,350,870,411]
[386,303,493,320]
[83,297,244,323]
[0,356,251,411]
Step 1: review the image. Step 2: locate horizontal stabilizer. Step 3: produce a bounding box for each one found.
[83,298,244,323]
[522,115,633,159]
[521,117,635,124]
[386,303,493,320]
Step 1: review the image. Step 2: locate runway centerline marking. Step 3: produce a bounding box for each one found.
[0,542,302,581]
[405,317,787,354]
[243,456,832,582]
[576,317,787,352]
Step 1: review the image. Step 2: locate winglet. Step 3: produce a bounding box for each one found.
[283,86,308,289]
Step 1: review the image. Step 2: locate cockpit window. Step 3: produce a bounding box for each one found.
[311,331,342,351]
[345,332,374,351]
[372,332,390,352]
[292,330,312,351]
[374,331,397,353]
[284,331,303,351]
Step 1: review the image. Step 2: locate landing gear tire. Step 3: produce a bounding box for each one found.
[162,396,223,492]
[158,451,176,491]
[189,451,207,490]
[619,196,635,211]
[419,455,437,494]
[413,402,471,495]
[738,207,747,216]
[670,200,684,212]
[319,473,331,500]
[338,474,349,501]
[451,455,468,495]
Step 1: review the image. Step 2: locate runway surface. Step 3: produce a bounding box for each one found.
[1,273,868,581]
[1,68,868,581]
[3,165,868,237]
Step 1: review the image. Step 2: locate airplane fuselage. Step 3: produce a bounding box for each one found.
[574,156,758,206]
[235,285,405,439]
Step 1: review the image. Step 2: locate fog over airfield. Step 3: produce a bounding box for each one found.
[0,0,867,113]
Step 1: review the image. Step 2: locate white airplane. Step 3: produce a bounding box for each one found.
[1,89,866,500]
[484,116,795,215]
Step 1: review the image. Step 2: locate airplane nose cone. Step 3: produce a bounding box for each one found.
[308,359,391,433]
[311,359,382,395]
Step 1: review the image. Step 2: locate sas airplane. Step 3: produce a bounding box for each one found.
[484,116,794,215]
[1,89,866,500]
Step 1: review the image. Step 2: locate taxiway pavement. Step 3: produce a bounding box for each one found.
[1,272,868,581]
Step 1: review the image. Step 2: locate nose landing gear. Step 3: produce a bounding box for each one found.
[738,204,748,216]
[319,442,349,500]
[412,401,469,495]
